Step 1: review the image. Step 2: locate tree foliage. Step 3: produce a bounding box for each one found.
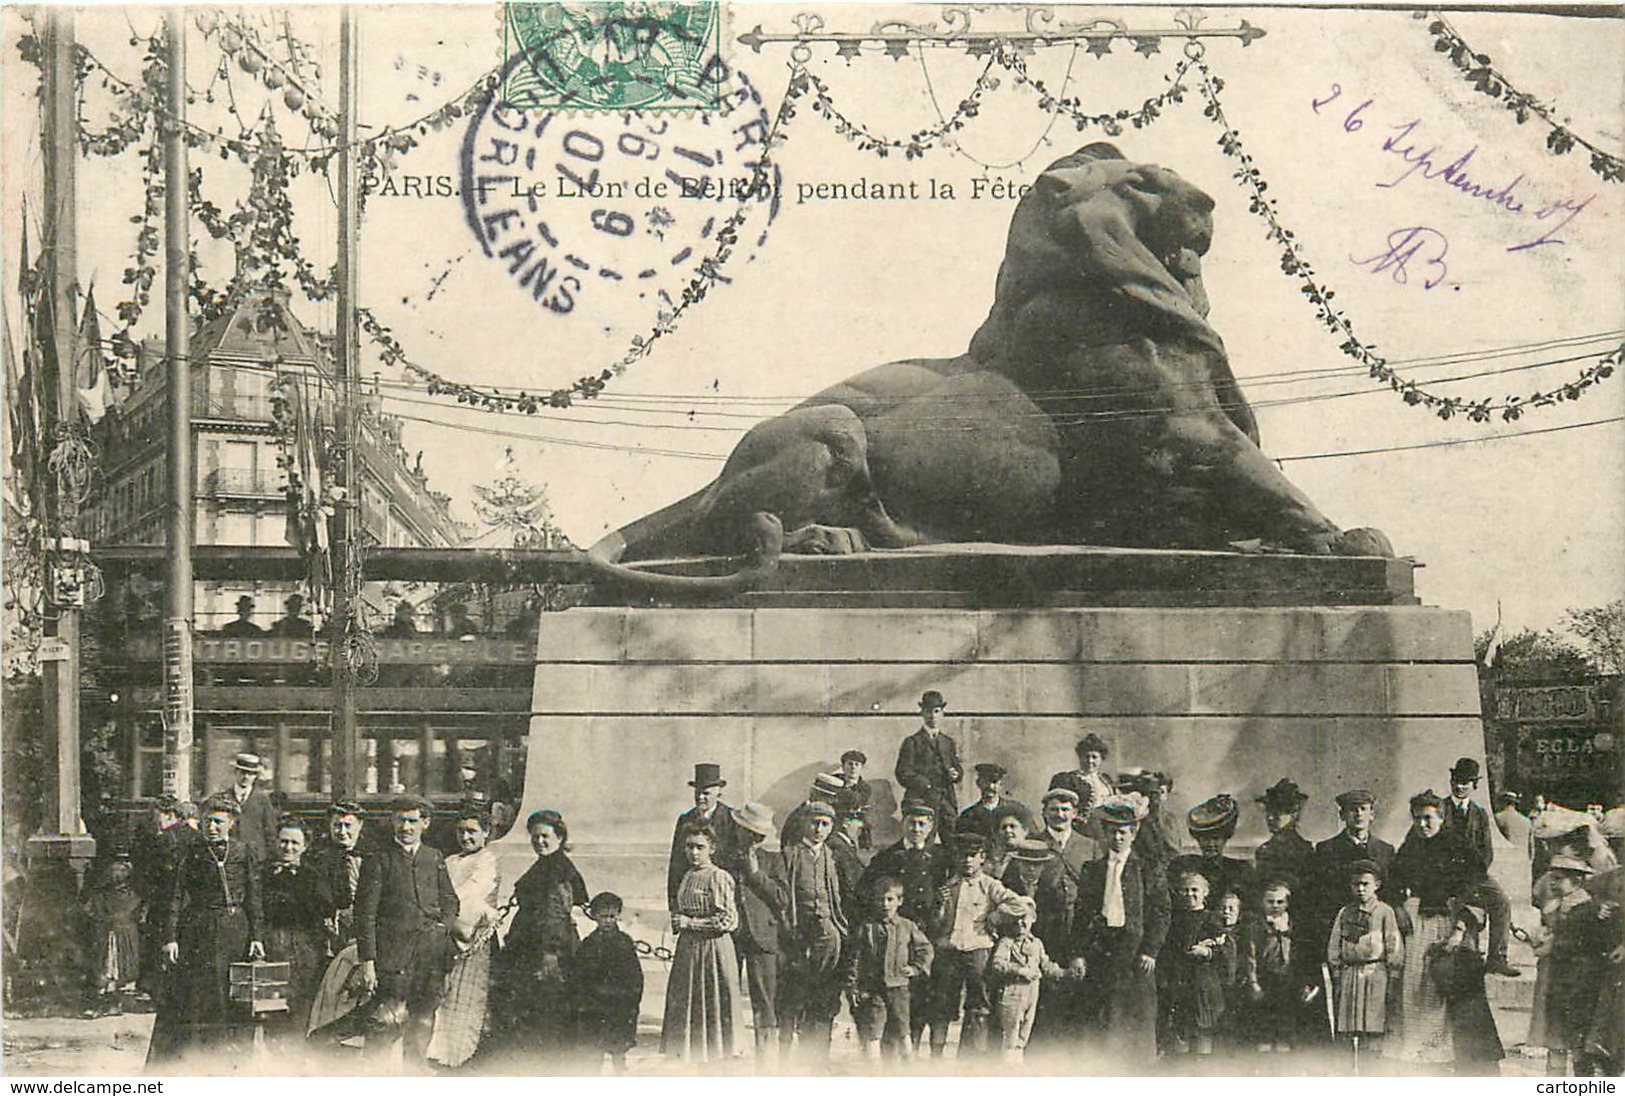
[1562,599,1625,676]
[1476,599,1625,680]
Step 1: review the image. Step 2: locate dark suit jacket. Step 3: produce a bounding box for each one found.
[1443,796,1495,871]
[1035,828,1100,961]
[667,805,739,909]
[217,784,279,863]
[894,728,962,813]
[166,838,264,943]
[1308,830,1396,940]
[727,848,789,955]
[1253,827,1315,891]
[354,841,459,971]
[307,839,365,918]
[1071,852,1170,961]
[862,840,952,934]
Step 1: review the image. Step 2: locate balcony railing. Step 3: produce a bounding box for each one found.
[201,467,285,498]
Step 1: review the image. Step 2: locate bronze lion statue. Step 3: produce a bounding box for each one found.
[586,143,1390,590]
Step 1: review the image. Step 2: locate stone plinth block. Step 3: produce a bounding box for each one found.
[498,605,1483,902]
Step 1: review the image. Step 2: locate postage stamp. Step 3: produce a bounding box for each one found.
[500,1,728,112]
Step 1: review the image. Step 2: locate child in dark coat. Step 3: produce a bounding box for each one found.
[1239,880,1322,1055]
[569,892,645,1073]
[1431,902,1504,1075]
[1159,871,1236,1057]
[87,854,143,995]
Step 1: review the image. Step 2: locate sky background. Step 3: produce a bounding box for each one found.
[3,3,1622,641]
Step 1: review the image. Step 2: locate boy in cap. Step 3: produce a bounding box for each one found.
[722,802,790,1061]
[569,892,643,1074]
[1169,794,1257,911]
[1326,859,1403,1058]
[778,799,848,1063]
[1442,757,1519,977]
[926,831,1028,1057]
[959,763,1037,841]
[838,750,875,848]
[1253,778,1315,893]
[354,794,460,1066]
[1308,789,1395,974]
[1068,792,1170,1062]
[862,798,951,1051]
[989,894,1063,1062]
[895,690,962,837]
[667,763,737,910]
[842,874,934,1062]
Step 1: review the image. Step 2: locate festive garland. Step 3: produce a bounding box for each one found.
[353,66,802,415]
[1193,54,1616,422]
[106,126,164,364]
[998,47,1195,137]
[803,55,997,159]
[1420,13,1623,184]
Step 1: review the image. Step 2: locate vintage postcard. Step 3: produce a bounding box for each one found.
[2,0,1622,1082]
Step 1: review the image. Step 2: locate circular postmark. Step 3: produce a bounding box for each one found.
[459,9,782,323]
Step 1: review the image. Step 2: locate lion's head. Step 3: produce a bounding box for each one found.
[968,143,1223,366]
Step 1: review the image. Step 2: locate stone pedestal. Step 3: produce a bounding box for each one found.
[497,595,1485,901]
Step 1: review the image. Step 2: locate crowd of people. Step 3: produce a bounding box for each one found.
[105,691,1624,1076]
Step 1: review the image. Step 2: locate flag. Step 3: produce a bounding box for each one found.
[75,284,113,424]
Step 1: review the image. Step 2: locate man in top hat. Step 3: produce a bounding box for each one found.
[1049,733,1116,821]
[1068,792,1169,1061]
[1443,757,1519,977]
[1253,778,1315,892]
[354,794,460,1066]
[308,800,367,957]
[1306,789,1396,969]
[1167,793,1257,909]
[667,763,738,910]
[220,595,263,637]
[215,752,278,863]
[720,801,791,1061]
[862,798,952,1051]
[895,690,962,838]
[958,763,1038,841]
[271,593,315,638]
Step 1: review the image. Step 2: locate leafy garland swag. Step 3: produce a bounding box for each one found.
[24,19,1618,424]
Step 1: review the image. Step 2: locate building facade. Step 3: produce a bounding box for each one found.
[84,289,533,810]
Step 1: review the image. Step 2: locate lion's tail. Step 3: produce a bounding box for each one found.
[581,503,785,597]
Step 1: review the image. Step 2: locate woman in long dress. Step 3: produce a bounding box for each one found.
[1385,790,1475,1067]
[428,807,503,1069]
[489,809,588,1061]
[661,825,743,1063]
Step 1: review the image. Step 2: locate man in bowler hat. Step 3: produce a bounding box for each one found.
[354,794,460,1067]
[958,762,1037,840]
[1443,757,1519,976]
[895,691,962,837]
[667,763,738,910]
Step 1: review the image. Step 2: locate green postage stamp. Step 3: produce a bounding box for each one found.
[501,2,727,112]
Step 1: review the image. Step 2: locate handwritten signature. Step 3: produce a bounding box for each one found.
[1352,226,1450,289]
[1312,83,1595,253]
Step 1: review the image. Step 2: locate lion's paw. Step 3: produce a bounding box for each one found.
[783,524,871,556]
